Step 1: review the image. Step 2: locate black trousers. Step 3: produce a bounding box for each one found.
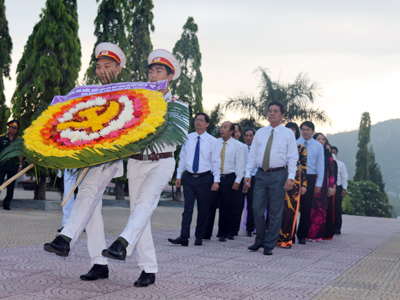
[180,172,213,239]
[205,174,239,239]
[297,174,317,240]
[229,179,245,236]
[0,169,17,209]
[334,185,343,232]
[245,176,256,232]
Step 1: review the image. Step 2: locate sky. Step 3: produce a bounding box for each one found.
[3,0,400,134]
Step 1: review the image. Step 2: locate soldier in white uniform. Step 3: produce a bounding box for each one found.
[44,42,126,281]
[101,49,189,287]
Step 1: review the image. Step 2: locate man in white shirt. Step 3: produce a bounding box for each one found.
[204,121,244,242]
[331,146,348,235]
[168,112,220,246]
[242,128,258,237]
[245,101,298,255]
[296,121,325,244]
[101,49,189,287]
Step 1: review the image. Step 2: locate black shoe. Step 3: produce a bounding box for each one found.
[80,264,109,281]
[298,238,306,245]
[134,271,155,287]
[227,235,235,240]
[44,235,70,257]
[102,240,126,261]
[194,239,202,246]
[57,227,64,233]
[335,230,341,235]
[219,237,226,242]
[168,237,188,246]
[3,206,10,210]
[246,231,253,237]
[248,243,264,251]
[263,248,273,255]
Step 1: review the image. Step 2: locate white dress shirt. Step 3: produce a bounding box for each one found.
[158,91,189,153]
[216,137,244,184]
[336,159,348,190]
[176,131,221,182]
[245,124,298,180]
[243,143,258,177]
[297,137,325,187]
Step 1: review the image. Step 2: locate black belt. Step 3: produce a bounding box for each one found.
[258,166,287,173]
[220,173,235,178]
[186,171,211,178]
[130,152,173,161]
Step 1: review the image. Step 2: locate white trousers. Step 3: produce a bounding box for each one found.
[62,169,77,227]
[122,157,175,273]
[61,161,122,266]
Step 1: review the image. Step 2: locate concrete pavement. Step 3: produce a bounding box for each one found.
[1,190,400,299]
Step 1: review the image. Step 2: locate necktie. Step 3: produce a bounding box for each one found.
[262,129,274,171]
[304,140,308,151]
[248,146,251,152]
[192,136,200,173]
[220,141,227,173]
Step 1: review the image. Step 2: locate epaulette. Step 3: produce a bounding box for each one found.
[171,97,188,106]
[0,134,5,138]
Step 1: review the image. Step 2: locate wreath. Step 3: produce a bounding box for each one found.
[2,87,188,169]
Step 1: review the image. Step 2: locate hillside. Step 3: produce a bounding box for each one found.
[326,118,400,194]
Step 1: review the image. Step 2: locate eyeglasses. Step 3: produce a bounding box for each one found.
[194,119,206,122]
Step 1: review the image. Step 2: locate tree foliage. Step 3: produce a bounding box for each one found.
[223,68,329,125]
[206,104,224,137]
[347,180,391,218]
[354,112,371,181]
[11,0,81,133]
[84,0,130,83]
[126,0,154,82]
[369,145,385,193]
[0,0,12,134]
[171,17,203,132]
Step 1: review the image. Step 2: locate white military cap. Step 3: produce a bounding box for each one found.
[148,49,181,80]
[95,42,126,68]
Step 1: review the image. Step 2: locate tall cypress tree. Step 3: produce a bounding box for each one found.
[369,145,385,193]
[11,0,81,132]
[84,0,130,83]
[171,17,203,132]
[0,0,12,134]
[126,0,154,81]
[354,112,371,181]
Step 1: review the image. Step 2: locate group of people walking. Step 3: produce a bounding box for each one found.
[170,104,348,257]
[1,40,348,289]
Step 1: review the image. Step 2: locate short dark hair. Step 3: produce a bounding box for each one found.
[331,146,338,153]
[300,121,315,131]
[244,127,256,135]
[285,122,300,139]
[267,101,285,114]
[233,123,242,132]
[148,63,173,76]
[195,112,210,123]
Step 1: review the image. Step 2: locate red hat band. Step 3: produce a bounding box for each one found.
[8,122,18,128]
[150,57,175,74]
[96,50,121,64]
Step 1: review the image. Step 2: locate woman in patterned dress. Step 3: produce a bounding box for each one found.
[307,133,336,241]
[277,122,307,248]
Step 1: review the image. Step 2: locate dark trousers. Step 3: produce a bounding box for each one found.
[180,172,213,239]
[0,169,17,209]
[334,185,343,232]
[246,176,256,232]
[205,174,239,239]
[229,179,245,236]
[297,175,317,240]
[252,168,287,250]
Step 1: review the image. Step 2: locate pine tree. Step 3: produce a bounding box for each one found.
[11,0,81,133]
[126,0,154,81]
[369,145,385,193]
[171,17,203,132]
[0,0,12,134]
[84,0,130,83]
[354,112,371,181]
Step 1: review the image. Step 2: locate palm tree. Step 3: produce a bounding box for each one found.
[223,67,330,125]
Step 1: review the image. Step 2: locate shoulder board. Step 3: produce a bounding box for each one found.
[0,134,5,138]
[171,97,186,105]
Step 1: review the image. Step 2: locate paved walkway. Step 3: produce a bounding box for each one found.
[1,205,400,299]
